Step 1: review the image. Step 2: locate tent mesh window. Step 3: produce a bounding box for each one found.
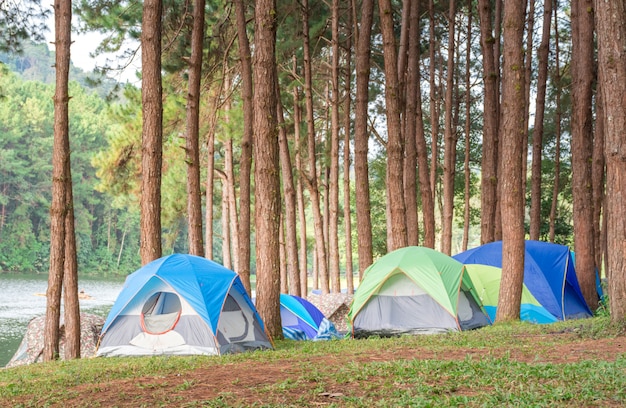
[141,292,182,334]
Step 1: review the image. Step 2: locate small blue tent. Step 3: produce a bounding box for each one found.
[97,254,272,357]
[453,240,592,320]
[280,294,340,341]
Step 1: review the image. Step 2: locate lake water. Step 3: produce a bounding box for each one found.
[0,274,124,367]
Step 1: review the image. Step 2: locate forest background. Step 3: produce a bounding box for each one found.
[1,0,625,345]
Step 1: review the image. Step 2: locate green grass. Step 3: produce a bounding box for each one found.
[1,317,625,407]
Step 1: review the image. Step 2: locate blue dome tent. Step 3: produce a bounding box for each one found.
[453,240,592,321]
[97,254,272,357]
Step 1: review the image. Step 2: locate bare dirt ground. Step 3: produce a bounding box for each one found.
[9,332,625,407]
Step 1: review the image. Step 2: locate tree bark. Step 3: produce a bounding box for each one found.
[404,0,420,247]
[379,0,407,251]
[344,1,355,294]
[234,0,253,295]
[529,0,553,241]
[462,0,473,252]
[328,0,341,293]
[354,0,374,276]
[277,74,301,296]
[478,0,499,244]
[185,0,205,257]
[496,0,526,323]
[549,4,562,243]
[45,0,71,362]
[302,0,329,293]
[571,0,598,311]
[62,156,80,360]
[596,0,626,324]
[292,78,309,297]
[429,0,440,208]
[140,0,163,265]
[253,0,282,339]
[441,0,456,256]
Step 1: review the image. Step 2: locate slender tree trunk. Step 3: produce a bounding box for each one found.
[379,0,407,251]
[45,0,72,362]
[140,0,163,265]
[596,0,626,324]
[234,0,253,294]
[478,0,499,244]
[497,0,526,323]
[344,1,355,294]
[254,0,282,339]
[571,0,598,311]
[223,78,240,272]
[277,74,301,296]
[404,0,420,247]
[221,178,232,269]
[429,0,440,206]
[328,0,341,292]
[493,0,503,242]
[292,78,309,297]
[354,0,374,275]
[302,0,329,293]
[62,158,80,360]
[549,4,562,243]
[205,128,216,260]
[592,82,606,275]
[441,0,456,256]
[185,0,205,256]
[522,0,535,203]
[529,0,553,241]
[279,214,287,293]
[462,0,473,252]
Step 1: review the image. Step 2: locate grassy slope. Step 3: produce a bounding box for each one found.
[0,317,624,407]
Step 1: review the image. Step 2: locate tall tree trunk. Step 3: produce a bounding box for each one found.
[205,124,216,259]
[185,0,205,256]
[497,0,526,323]
[379,0,407,251]
[354,0,374,275]
[462,0,473,252]
[414,30,435,248]
[292,77,309,296]
[140,0,163,265]
[302,0,329,293]
[429,0,440,206]
[404,0,420,247]
[277,73,301,296]
[328,0,341,292]
[344,1,355,294]
[223,78,240,272]
[253,0,282,339]
[596,0,626,324]
[529,0,553,241]
[478,0,499,244]
[549,4,562,243]
[493,0,503,242]
[234,0,253,295]
[221,178,232,269]
[62,158,80,360]
[45,0,72,362]
[441,0,456,256]
[522,0,535,204]
[592,82,606,275]
[571,0,598,311]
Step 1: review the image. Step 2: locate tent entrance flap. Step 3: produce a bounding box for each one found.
[141,292,182,334]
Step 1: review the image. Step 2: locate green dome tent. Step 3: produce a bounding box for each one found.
[349,246,491,338]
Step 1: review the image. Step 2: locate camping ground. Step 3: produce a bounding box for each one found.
[1,316,624,407]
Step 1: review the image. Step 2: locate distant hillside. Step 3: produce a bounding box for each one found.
[0,41,122,97]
